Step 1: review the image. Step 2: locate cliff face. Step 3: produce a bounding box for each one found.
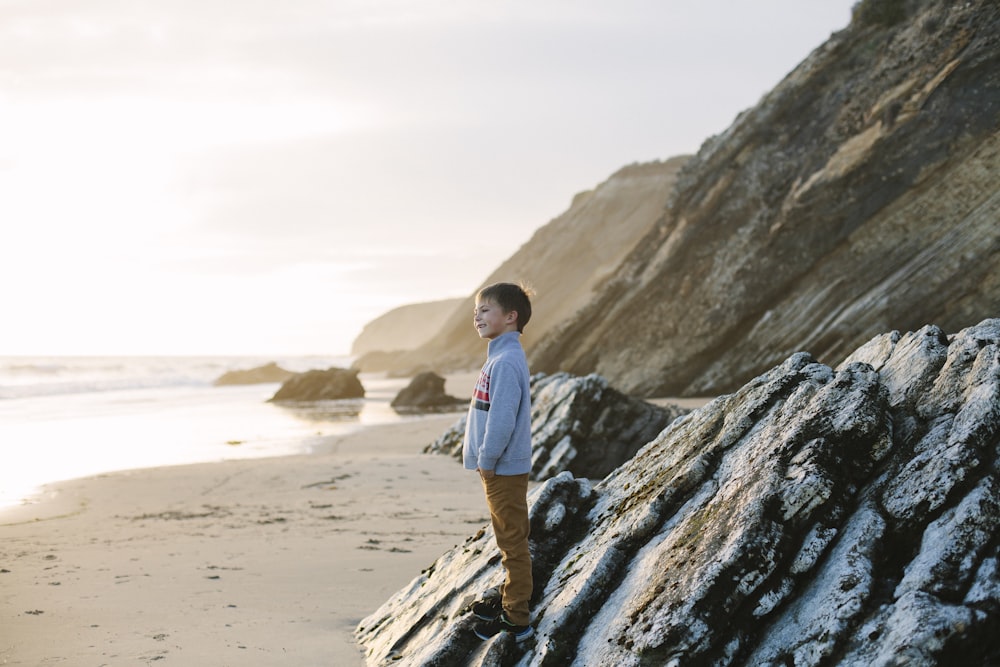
[353,158,689,373]
[531,0,1000,396]
[350,298,465,356]
[357,318,1000,666]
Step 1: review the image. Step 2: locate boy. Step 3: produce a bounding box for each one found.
[464,282,534,642]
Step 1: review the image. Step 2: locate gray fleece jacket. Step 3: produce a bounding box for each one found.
[462,331,532,475]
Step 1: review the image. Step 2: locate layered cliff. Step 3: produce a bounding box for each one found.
[531,0,1000,396]
[353,158,689,373]
[351,298,465,357]
[357,318,1000,666]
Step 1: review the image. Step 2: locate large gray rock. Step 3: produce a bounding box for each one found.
[357,319,1000,666]
[267,367,364,402]
[426,372,687,480]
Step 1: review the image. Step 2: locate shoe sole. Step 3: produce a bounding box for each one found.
[473,611,500,621]
[473,626,534,642]
[511,628,534,642]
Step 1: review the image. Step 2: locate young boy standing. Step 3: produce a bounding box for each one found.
[464,282,534,642]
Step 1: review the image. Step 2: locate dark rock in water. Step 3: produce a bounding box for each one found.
[358,319,1000,666]
[427,371,689,481]
[213,362,295,386]
[268,367,364,402]
[391,372,466,412]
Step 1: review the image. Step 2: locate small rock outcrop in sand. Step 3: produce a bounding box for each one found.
[390,372,466,412]
[358,319,1000,666]
[426,372,688,481]
[267,367,364,402]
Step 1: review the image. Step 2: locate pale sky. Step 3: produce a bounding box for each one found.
[1,0,857,356]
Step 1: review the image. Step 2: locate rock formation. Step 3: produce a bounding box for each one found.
[353,158,690,374]
[353,0,998,397]
[427,372,688,481]
[351,298,465,357]
[267,367,364,402]
[391,371,467,412]
[357,318,1000,666]
[212,362,295,386]
[530,0,1000,396]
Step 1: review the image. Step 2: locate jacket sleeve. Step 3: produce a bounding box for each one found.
[477,360,522,471]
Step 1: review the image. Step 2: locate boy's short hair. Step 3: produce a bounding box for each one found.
[477,282,533,332]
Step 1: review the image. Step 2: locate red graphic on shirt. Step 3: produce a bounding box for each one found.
[473,369,491,404]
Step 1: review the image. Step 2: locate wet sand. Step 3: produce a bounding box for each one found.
[0,413,480,666]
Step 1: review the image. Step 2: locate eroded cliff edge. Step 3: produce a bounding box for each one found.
[353,158,690,374]
[358,318,1000,666]
[530,0,1000,396]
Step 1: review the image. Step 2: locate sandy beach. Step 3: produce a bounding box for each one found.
[0,413,481,666]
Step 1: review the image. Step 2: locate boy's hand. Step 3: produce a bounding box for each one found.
[478,468,496,480]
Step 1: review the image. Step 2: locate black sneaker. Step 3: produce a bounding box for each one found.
[473,612,533,642]
[471,598,501,621]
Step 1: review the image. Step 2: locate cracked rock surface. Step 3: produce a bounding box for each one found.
[359,319,1000,666]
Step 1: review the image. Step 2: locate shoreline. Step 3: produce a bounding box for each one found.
[0,373,703,665]
[0,414,480,666]
[0,370,481,511]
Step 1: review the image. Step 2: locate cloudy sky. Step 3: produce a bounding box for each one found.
[1,0,856,356]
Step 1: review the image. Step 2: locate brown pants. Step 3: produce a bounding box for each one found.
[481,473,532,626]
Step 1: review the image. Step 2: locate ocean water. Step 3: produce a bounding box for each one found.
[0,355,442,509]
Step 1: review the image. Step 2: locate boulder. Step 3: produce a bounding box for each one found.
[390,372,466,412]
[426,372,688,480]
[267,367,364,402]
[358,319,1000,666]
[213,362,295,386]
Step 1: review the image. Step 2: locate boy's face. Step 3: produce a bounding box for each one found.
[474,298,517,340]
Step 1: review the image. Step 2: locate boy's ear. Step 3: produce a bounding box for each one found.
[506,310,517,324]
